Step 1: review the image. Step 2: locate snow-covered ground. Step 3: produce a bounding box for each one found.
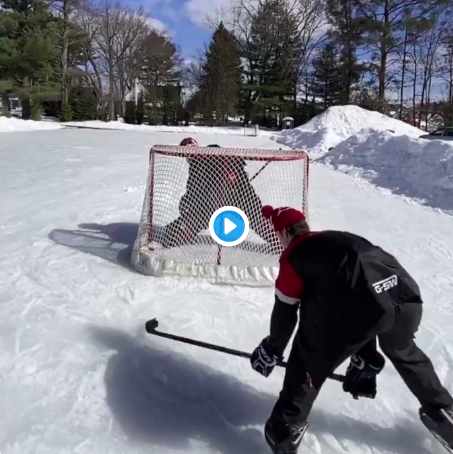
[0,116,63,133]
[275,106,453,214]
[1,128,452,454]
[0,115,270,137]
[276,105,424,156]
[62,119,271,136]
[321,128,453,213]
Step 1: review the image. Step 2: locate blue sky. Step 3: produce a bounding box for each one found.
[126,0,221,60]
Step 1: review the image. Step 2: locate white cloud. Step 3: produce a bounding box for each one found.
[147,16,170,34]
[184,56,196,65]
[144,16,175,38]
[140,0,185,23]
[185,0,235,28]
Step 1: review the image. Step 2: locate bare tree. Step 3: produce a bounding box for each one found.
[184,59,205,93]
[73,0,104,108]
[395,18,433,119]
[419,12,450,128]
[440,33,453,123]
[407,32,421,123]
[406,9,451,129]
[49,0,82,104]
[396,25,411,118]
[355,0,445,112]
[93,0,149,120]
[292,0,328,106]
[113,12,151,109]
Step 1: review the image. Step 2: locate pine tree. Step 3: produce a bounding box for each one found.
[237,0,300,124]
[355,0,448,112]
[131,30,182,123]
[310,42,343,110]
[51,0,85,106]
[326,0,363,104]
[0,0,60,118]
[201,22,241,123]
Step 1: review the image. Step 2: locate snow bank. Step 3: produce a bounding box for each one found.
[321,128,453,212]
[0,116,62,133]
[276,105,423,156]
[63,120,272,136]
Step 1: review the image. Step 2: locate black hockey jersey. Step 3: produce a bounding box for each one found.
[270,230,422,386]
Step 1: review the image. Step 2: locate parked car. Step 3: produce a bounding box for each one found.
[420,127,453,141]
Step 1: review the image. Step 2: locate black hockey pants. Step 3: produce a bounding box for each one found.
[269,302,453,428]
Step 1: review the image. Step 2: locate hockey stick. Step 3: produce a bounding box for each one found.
[145,318,345,383]
[250,160,271,183]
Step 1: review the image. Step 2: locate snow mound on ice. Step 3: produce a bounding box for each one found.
[62,120,272,136]
[321,128,453,212]
[276,105,424,156]
[0,116,62,133]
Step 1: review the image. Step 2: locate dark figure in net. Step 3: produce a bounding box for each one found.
[249,205,453,454]
[161,138,280,250]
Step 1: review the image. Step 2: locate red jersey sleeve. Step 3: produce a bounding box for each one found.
[275,256,303,305]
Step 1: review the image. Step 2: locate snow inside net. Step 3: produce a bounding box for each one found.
[132,145,309,286]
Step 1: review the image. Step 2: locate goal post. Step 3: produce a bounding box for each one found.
[131,144,309,286]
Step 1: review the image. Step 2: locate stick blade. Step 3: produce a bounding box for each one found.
[145,318,159,332]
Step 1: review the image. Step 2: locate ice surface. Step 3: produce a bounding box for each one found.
[275,105,423,156]
[0,128,452,454]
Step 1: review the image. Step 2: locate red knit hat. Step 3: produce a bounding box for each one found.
[262,205,306,232]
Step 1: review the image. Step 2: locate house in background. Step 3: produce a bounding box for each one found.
[0,96,22,116]
[124,79,148,104]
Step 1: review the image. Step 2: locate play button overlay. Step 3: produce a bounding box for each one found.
[224,218,237,235]
[209,206,250,247]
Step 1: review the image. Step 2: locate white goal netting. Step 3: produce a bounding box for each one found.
[131,145,309,286]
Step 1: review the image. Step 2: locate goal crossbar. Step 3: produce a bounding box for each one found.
[151,145,308,161]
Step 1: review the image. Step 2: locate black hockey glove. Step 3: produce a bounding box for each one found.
[343,352,385,400]
[250,336,282,378]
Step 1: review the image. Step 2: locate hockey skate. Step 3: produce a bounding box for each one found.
[420,405,453,453]
[264,418,308,454]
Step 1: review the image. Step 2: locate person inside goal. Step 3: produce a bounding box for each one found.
[250,205,453,454]
[161,138,281,251]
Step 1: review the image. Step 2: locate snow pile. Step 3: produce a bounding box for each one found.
[63,120,272,136]
[276,105,423,156]
[321,128,453,212]
[0,115,62,133]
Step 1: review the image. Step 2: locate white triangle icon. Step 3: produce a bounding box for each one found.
[224,218,237,235]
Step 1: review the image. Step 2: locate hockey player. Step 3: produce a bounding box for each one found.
[162,139,280,250]
[250,205,453,454]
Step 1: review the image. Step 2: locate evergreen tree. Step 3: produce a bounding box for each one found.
[310,42,343,110]
[201,22,241,123]
[52,0,85,106]
[0,0,60,118]
[326,0,364,104]
[131,30,182,123]
[238,0,300,124]
[354,0,448,111]
[134,31,181,88]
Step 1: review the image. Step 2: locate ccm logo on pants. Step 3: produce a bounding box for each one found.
[373,275,398,294]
